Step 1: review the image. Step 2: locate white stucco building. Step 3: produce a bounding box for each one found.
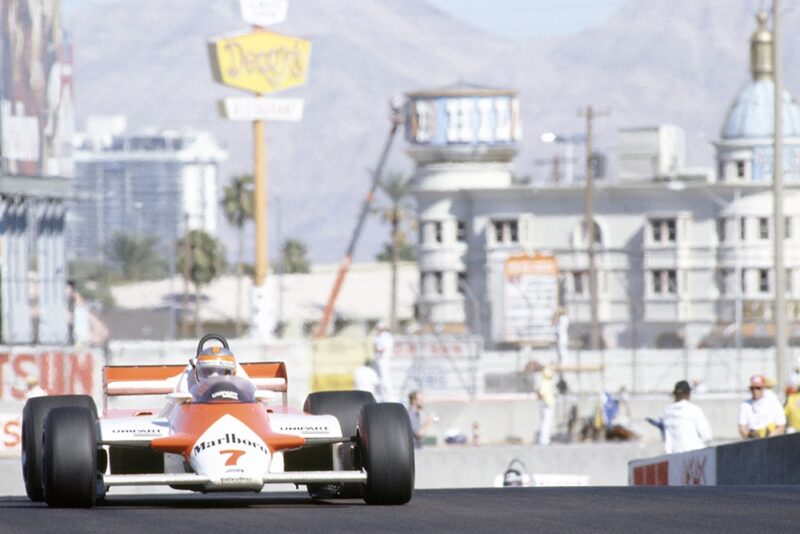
[409,13,800,350]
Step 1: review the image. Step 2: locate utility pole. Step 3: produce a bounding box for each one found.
[579,106,608,351]
[772,1,788,390]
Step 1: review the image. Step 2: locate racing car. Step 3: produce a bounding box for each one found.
[21,334,415,507]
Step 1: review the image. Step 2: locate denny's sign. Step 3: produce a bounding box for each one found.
[208,30,311,94]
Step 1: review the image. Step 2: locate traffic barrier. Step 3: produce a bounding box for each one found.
[629,433,800,486]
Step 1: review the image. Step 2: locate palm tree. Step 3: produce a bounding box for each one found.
[176,230,227,336]
[221,174,254,336]
[376,172,415,333]
[281,239,310,274]
[105,233,168,281]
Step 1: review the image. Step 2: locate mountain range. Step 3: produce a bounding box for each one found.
[64,0,800,262]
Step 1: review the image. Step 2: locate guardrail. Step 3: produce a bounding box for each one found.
[629,433,800,486]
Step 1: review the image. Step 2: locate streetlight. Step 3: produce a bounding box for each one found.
[540,132,586,185]
[667,180,743,374]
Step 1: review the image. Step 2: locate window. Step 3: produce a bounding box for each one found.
[651,220,662,242]
[572,271,587,295]
[759,269,769,293]
[717,269,729,295]
[456,220,466,242]
[649,218,677,244]
[787,216,793,239]
[736,161,745,178]
[422,271,444,295]
[652,269,678,295]
[717,218,726,242]
[433,222,443,244]
[423,221,444,245]
[740,216,747,240]
[759,217,769,240]
[457,272,467,293]
[492,219,519,244]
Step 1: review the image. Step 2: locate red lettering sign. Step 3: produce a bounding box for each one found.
[3,419,20,448]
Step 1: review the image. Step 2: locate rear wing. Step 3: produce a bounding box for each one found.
[103,362,288,411]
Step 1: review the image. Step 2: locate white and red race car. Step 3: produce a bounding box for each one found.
[21,334,414,507]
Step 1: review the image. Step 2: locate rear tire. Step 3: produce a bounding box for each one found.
[42,406,98,508]
[293,390,376,499]
[359,403,415,505]
[21,395,97,502]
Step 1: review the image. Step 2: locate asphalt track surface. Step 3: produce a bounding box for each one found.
[1,486,799,533]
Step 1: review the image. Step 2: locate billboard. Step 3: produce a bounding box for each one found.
[208,29,312,94]
[405,92,521,146]
[502,254,559,344]
[1,0,74,178]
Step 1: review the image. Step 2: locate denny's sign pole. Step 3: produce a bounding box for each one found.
[208,15,310,338]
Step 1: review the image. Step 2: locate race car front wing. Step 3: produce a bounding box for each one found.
[102,470,367,490]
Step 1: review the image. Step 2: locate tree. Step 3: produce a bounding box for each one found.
[68,260,115,308]
[376,237,416,262]
[221,174,254,336]
[106,233,168,281]
[281,239,310,274]
[176,230,227,336]
[376,172,415,333]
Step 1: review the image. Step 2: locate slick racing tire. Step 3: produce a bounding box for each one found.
[21,395,98,502]
[358,402,414,505]
[298,390,376,499]
[42,406,98,508]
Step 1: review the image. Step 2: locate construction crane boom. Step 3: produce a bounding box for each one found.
[314,104,405,338]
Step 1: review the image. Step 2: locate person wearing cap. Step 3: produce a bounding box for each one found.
[738,374,786,439]
[536,366,556,445]
[660,380,712,454]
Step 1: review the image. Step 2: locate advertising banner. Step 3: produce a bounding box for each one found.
[502,254,559,344]
[1,0,74,177]
[239,0,289,27]
[220,96,304,121]
[208,29,312,94]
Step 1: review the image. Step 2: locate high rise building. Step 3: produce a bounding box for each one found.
[68,116,227,261]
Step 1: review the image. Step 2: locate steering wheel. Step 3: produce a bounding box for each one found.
[196,333,230,356]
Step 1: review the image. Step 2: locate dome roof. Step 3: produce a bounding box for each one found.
[721,80,800,139]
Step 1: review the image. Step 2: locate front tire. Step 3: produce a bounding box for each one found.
[358,403,414,505]
[21,395,97,502]
[288,390,376,499]
[42,406,98,508]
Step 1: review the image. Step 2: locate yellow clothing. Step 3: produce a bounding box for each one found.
[785,392,800,430]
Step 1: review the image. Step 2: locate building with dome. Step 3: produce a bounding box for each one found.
[409,12,800,350]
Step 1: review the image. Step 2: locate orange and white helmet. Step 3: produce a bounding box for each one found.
[194,346,237,382]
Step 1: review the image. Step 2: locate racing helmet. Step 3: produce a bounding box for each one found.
[194,346,237,382]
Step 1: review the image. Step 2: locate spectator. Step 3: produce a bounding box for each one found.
[372,321,394,401]
[537,366,556,445]
[660,380,712,454]
[407,391,436,449]
[738,374,786,438]
[785,387,800,433]
[353,358,380,397]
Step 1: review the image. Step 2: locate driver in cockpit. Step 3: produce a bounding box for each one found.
[174,345,250,393]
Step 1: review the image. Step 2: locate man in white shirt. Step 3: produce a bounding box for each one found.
[353,358,380,397]
[738,374,786,439]
[372,322,394,401]
[661,380,712,454]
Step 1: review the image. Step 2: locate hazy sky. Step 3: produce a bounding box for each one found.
[61,0,626,39]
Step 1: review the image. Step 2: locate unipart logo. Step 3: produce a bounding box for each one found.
[193,433,269,456]
[211,390,239,400]
[278,425,330,435]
